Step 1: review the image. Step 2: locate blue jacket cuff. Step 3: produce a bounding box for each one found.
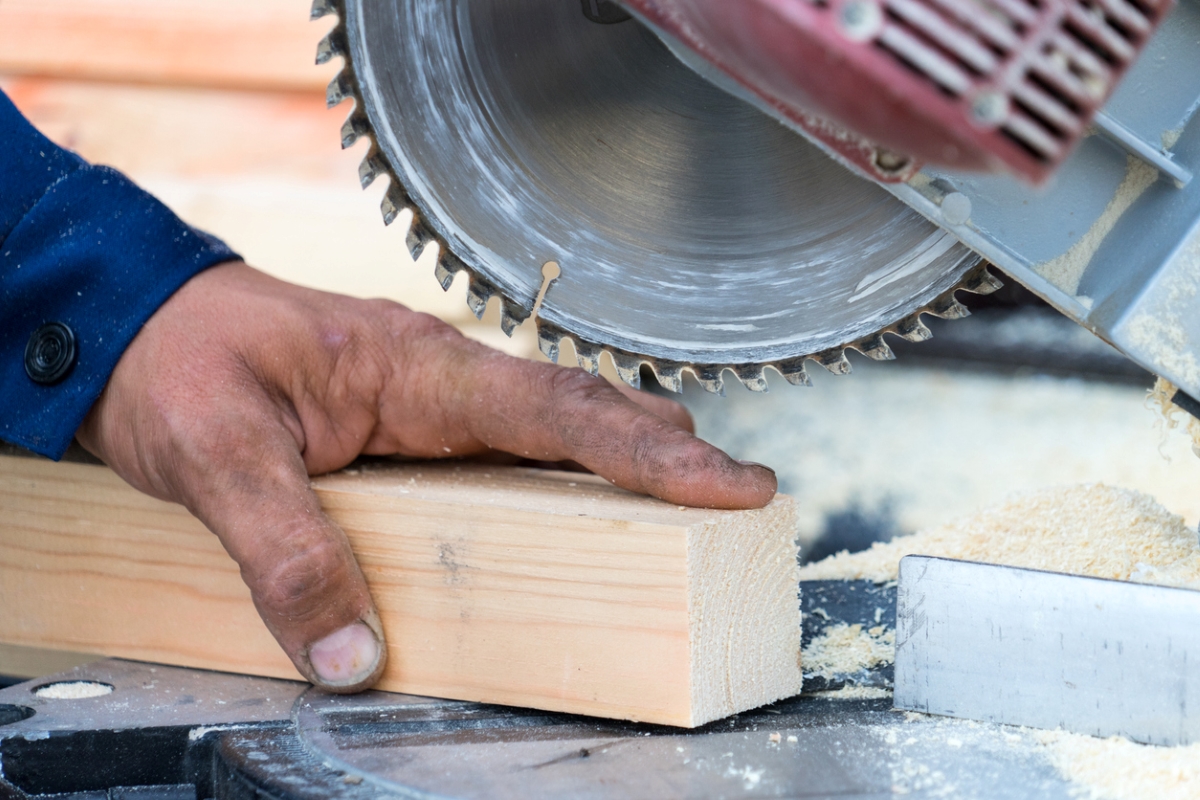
[0,166,238,459]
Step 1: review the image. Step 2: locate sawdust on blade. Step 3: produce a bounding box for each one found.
[802,622,895,679]
[1036,155,1159,295]
[797,483,1200,588]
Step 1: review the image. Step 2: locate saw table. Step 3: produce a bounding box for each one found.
[0,582,1084,800]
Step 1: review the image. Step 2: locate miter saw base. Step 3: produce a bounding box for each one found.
[0,582,1088,799]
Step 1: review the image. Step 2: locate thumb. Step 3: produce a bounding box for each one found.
[177,418,386,693]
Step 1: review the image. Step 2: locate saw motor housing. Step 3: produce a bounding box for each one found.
[626,0,1176,183]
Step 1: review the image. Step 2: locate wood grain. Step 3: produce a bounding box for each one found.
[0,455,802,726]
[0,0,336,92]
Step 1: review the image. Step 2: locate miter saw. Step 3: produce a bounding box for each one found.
[311,0,1200,404]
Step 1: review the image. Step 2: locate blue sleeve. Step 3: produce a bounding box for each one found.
[0,89,239,459]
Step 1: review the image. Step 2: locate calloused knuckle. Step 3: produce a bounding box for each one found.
[367,300,410,333]
[548,367,611,408]
[364,301,447,340]
[409,312,464,347]
[254,538,346,622]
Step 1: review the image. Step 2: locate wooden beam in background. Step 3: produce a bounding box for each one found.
[0,455,801,727]
[0,0,336,92]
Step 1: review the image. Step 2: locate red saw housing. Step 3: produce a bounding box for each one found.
[626,0,1176,183]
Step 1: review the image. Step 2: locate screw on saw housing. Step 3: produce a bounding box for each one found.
[312,0,1003,395]
[581,0,631,24]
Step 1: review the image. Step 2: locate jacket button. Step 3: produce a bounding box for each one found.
[25,322,77,385]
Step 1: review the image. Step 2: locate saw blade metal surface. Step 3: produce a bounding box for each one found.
[315,0,998,392]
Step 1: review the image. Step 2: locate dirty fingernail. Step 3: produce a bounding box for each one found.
[737,459,776,475]
[309,622,380,687]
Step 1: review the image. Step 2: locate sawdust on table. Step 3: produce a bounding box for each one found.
[34,681,113,700]
[801,481,1200,797]
[1035,730,1200,800]
[802,622,895,679]
[797,483,1200,588]
[808,685,892,700]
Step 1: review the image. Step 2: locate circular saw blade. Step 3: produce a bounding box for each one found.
[317,0,998,392]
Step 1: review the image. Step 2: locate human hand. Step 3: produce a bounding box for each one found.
[75,261,777,692]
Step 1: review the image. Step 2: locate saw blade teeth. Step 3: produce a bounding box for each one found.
[320,7,992,395]
[499,299,530,337]
[340,109,369,150]
[536,322,565,364]
[961,264,1003,296]
[573,340,603,376]
[406,214,437,256]
[649,361,684,393]
[359,146,385,188]
[433,254,464,292]
[310,0,337,20]
[816,350,853,375]
[611,352,644,390]
[928,291,971,320]
[316,28,347,65]
[773,358,812,387]
[326,71,354,109]
[382,183,414,228]
[733,365,769,393]
[895,313,933,343]
[855,333,895,362]
[466,275,495,320]
[691,365,725,395]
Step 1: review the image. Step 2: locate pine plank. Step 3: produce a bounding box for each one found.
[0,455,802,726]
[0,0,336,92]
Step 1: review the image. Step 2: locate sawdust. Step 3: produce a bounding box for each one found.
[1124,229,1200,391]
[808,685,892,700]
[686,367,1200,554]
[1148,377,1200,457]
[1036,155,1159,295]
[802,623,895,679]
[1162,127,1185,151]
[797,483,1200,588]
[34,681,113,700]
[1035,730,1200,800]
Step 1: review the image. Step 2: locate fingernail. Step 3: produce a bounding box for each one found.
[309,621,381,687]
[737,459,776,475]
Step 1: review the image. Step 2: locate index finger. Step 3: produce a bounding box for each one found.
[445,349,777,509]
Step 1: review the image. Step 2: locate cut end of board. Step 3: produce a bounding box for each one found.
[686,498,803,726]
[0,455,803,728]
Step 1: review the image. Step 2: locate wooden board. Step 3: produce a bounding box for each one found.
[0,455,801,727]
[0,0,335,92]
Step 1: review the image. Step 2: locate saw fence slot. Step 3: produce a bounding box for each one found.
[0,455,802,727]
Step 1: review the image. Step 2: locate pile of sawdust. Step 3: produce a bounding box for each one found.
[34,681,113,700]
[798,483,1200,588]
[802,622,894,680]
[1036,730,1200,800]
[809,685,892,700]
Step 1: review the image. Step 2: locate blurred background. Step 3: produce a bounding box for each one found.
[4,0,1200,669]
